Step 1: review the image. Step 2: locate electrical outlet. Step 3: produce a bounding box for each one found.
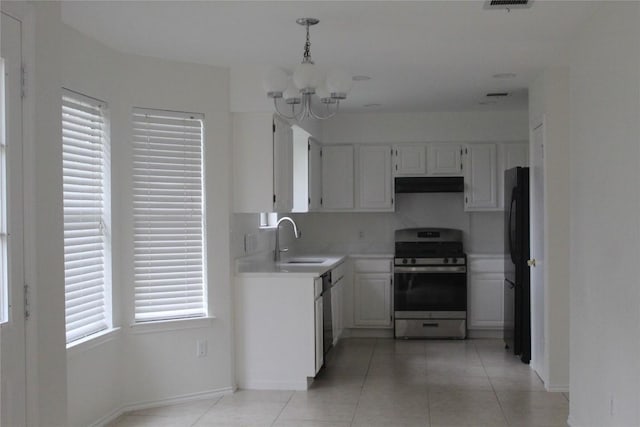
[197,340,208,358]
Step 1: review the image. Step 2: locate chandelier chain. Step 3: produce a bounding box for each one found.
[303,23,312,63]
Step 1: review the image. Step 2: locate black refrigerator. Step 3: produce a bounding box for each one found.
[503,167,531,364]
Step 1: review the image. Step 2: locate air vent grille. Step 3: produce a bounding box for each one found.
[484,0,532,9]
[486,92,509,97]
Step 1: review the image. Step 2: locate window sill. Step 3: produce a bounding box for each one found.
[129,316,215,335]
[66,327,121,357]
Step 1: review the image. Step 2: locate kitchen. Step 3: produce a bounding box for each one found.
[1,1,639,426]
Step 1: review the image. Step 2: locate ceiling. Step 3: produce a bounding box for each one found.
[60,1,599,113]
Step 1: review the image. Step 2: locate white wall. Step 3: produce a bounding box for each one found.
[322,111,528,144]
[29,11,235,426]
[528,68,571,391]
[568,3,640,426]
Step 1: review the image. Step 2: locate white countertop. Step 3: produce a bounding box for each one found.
[235,254,347,278]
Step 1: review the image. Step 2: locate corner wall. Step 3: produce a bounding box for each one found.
[568,3,640,425]
[33,9,234,426]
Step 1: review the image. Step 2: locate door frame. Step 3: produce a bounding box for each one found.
[1,2,38,425]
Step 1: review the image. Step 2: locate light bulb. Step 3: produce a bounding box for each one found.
[263,67,289,98]
[315,84,335,104]
[293,62,321,93]
[326,69,353,99]
[283,81,301,104]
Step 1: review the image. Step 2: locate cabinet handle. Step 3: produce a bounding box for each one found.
[422,323,439,328]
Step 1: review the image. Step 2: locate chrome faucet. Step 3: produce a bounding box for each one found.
[274,216,301,262]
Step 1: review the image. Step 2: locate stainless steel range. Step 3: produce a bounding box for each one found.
[394,228,467,339]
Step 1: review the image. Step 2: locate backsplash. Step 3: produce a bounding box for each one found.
[231,193,504,261]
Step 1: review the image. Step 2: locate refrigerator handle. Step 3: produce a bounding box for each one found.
[508,190,518,264]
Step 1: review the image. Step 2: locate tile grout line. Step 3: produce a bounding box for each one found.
[474,340,511,427]
[348,338,376,427]
[188,395,224,427]
[269,391,295,427]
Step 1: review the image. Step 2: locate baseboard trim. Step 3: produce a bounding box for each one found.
[467,329,503,339]
[236,379,310,391]
[342,328,393,338]
[90,386,235,427]
[546,384,569,392]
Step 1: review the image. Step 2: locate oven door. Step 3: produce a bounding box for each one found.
[394,266,467,313]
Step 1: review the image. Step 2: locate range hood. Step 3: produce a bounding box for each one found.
[394,177,464,193]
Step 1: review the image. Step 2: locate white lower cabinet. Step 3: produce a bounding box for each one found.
[235,275,323,390]
[468,255,506,330]
[352,257,393,328]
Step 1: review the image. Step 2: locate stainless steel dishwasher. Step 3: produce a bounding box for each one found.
[321,271,333,355]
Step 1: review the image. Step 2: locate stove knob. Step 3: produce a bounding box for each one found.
[411,258,417,264]
[402,258,408,265]
[451,258,458,264]
[443,258,449,264]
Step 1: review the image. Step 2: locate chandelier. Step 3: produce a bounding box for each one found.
[263,18,353,121]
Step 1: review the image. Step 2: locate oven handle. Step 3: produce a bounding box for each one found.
[394,266,467,273]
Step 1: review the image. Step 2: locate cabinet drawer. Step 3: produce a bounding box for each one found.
[332,262,346,283]
[354,259,392,273]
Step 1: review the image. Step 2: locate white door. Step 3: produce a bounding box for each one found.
[1,11,27,426]
[321,145,354,210]
[530,122,546,378]
[273,116,293,212]
[358,145,392,209]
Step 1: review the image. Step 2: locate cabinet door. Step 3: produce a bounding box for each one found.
[394,144,426,176]
[273,116,293,212]
[354,273,392,327]
[315,296,323,374]
[427,143,463,176]
[331,280,340,345]
[464,143,498,210]
[358,145,393,210]
[468,273,504,329]
[308,138,322,211]
[503,143,529,170]
[322,145,354,209]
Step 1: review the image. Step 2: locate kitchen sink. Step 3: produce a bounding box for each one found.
[279,257,325,264]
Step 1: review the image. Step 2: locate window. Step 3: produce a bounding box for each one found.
[132,108,206,322]
[0,59,7,323]
[62,89,110,344]
[259,212,278,228]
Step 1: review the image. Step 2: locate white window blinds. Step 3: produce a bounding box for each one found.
[62,90,109,344]
[132,108,206,322]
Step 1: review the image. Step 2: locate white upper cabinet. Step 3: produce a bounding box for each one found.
[464,143,498,211]
[233,113,293,213]
[497,142,529,209]
[322,145,355,210]
[358,145,393,210]
[308,137,323,211]
[427,143,463,176]
[393,144,427,176]
[503,143,529,170]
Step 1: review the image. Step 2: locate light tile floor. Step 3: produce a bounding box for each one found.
[110,339,569,427]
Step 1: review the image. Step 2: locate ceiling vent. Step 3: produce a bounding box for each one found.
[486,92,509,97]
[484,0,533,10]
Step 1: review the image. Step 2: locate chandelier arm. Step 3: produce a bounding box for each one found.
[308,98,338,120]
[273,98,299,121]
